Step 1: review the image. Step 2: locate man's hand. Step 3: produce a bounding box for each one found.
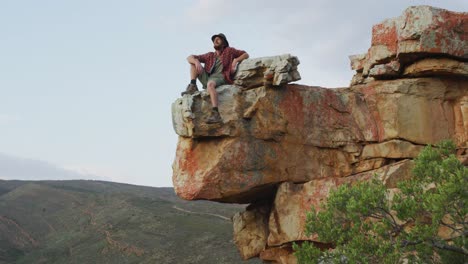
[187,55,204,74]
[231,53,249,74]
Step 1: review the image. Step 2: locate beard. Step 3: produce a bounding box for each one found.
[213,40,225,51]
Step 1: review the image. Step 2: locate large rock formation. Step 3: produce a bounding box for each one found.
[171,6,467,263]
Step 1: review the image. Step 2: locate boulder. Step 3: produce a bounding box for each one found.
[232,203,270,260]
[233,54,301,89]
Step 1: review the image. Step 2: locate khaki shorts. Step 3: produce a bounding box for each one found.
[198,70,226,89]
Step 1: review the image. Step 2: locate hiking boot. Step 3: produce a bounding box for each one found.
[181,83,199,96]
[206,110,222,124]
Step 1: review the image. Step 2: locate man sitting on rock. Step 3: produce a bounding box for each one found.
[182,33,249,124]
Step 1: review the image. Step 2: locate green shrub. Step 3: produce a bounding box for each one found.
[294,140,467,264]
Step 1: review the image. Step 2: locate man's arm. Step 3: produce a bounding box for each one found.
[234,52,249,64]
[187,55,203,75]
[231,51,249,73]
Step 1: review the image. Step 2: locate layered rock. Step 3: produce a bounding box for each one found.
[172,77,467,203]
[349,5,467,84]
[171,5,467,264]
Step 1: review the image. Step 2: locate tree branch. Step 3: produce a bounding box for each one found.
[401,239,468,256]
[377,207,401,231]
[431,240,468,256]
[401,239,422,247]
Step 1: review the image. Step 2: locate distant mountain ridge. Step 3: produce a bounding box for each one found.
[0,180,260,264]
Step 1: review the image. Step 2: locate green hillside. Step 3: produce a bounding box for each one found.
[0,180,260,264]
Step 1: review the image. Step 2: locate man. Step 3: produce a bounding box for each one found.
[182,33,249,124]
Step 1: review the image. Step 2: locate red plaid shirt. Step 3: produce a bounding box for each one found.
[194,47,247,84]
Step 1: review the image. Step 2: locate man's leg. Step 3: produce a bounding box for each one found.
[207,80,218,108]
[206,79,223,124]
[181,64,201,96]
[190,64,198,80]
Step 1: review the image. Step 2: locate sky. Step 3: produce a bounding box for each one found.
[0,0,466,187]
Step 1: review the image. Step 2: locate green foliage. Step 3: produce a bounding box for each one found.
[295,140,467,263]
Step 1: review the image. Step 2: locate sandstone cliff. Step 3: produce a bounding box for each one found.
[172,6,467,263]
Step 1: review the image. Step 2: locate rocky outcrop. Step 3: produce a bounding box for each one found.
[349,5,467,82]
[233,54,301,89]
[171,5,467,263]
